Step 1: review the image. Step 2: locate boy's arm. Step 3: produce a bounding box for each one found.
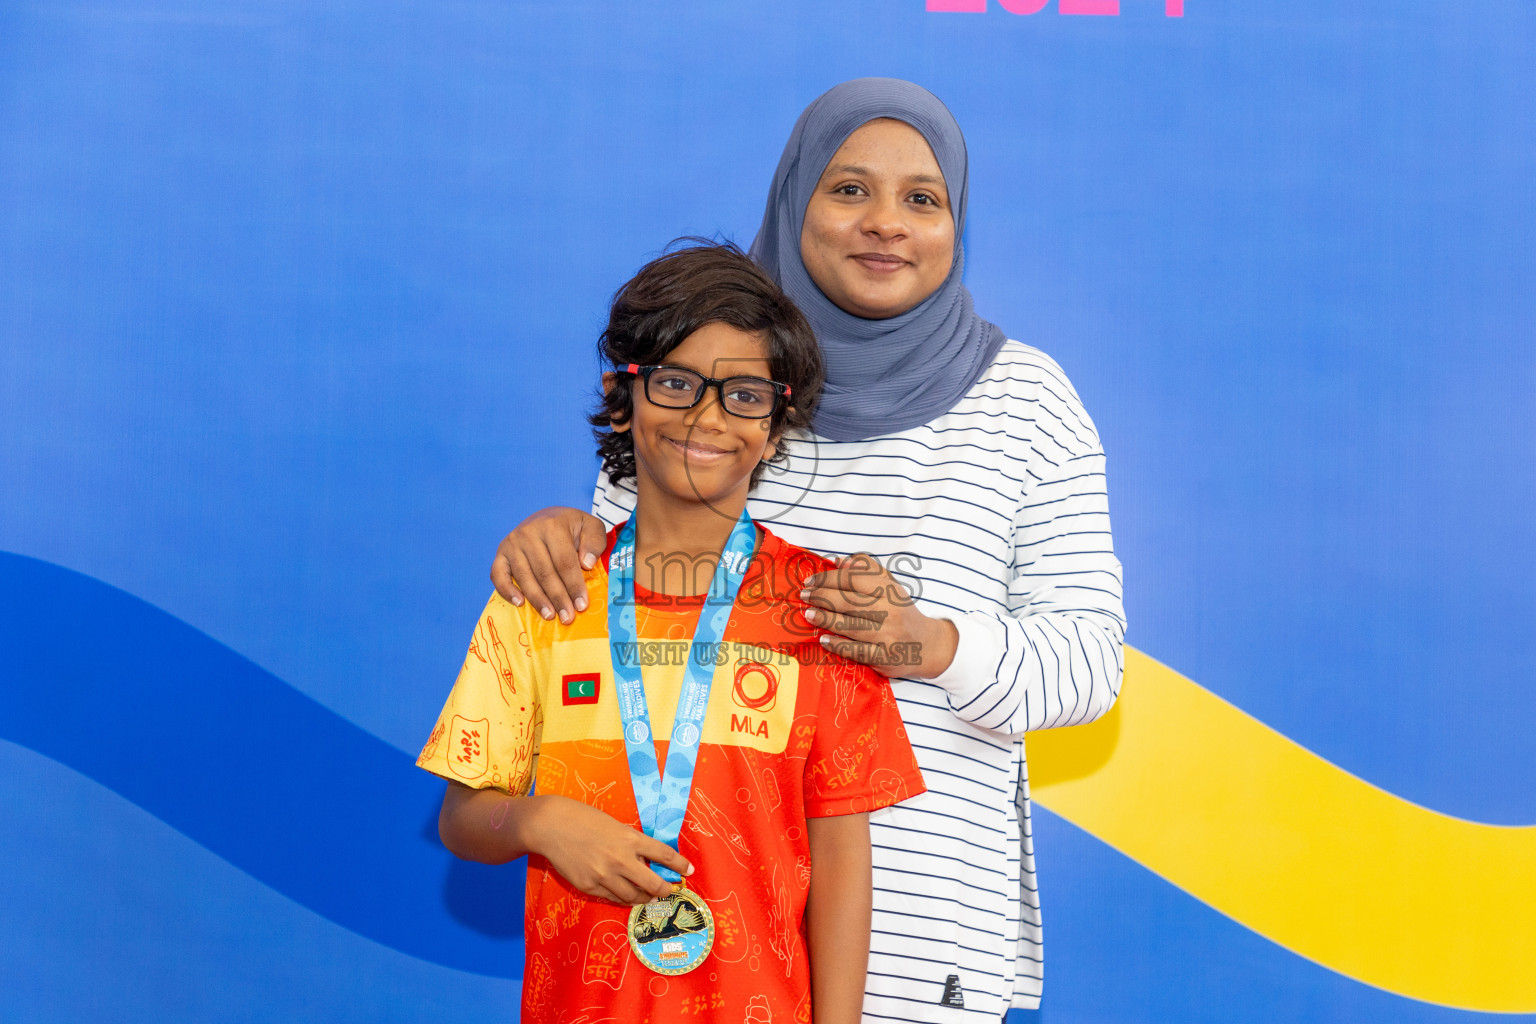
[805,812,872,1024]
[439,782,692,905]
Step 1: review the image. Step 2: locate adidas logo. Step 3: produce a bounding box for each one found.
[939,974,965,1009]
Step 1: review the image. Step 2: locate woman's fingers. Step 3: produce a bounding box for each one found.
[821,615,958,681]
[800,561,895,638]
[490,546,527,607]
[819,634,897,675]
[541,512,608,620]
[799,552,947,677]
[533,533,589,623]
[577,514,608,573]
[803,558,880,595]
[800,583,890,620]
[502,545,559,621]
[803,605,885,636]
[801,557,900,608]
[487,508,603,622]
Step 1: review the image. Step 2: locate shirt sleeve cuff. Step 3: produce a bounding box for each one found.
[926,612,1004,699]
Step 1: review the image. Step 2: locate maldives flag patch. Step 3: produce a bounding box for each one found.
[562,672,601,705]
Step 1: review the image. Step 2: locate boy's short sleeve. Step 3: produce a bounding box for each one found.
[803,656,926,818]
[416,593,540,796]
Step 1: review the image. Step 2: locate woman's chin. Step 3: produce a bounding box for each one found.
[833,284,926,320]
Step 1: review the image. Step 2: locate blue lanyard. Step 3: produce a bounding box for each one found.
[607,509,756,884]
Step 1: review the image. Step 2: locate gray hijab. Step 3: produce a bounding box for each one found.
[749,78,1008,442]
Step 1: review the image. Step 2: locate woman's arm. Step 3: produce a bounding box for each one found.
[803,357,1125,738]
[929,379,1125,736]
[438,782,691,905]
[805,812,872,1024]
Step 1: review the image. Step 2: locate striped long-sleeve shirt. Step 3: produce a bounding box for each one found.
[593,340,1125,1020]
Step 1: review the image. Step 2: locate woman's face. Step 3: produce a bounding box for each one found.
[799,118,955,320]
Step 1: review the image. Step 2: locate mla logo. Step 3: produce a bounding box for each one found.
[730,713,771,739]
[731,661,779,712]
[730,661,780,739]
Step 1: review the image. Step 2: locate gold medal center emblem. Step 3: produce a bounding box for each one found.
[627,883,715,976]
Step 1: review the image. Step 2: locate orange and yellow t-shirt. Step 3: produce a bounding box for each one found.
[417,526,925,1024]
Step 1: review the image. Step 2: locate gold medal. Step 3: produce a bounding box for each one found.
[627,882,715,975]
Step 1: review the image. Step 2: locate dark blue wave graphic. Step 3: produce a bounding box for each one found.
[0,551,525,978]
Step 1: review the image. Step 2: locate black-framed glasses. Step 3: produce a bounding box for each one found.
[622,363,791,420]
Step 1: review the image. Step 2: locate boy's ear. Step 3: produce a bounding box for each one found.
[602,372,632,434]
[760,406,793,461]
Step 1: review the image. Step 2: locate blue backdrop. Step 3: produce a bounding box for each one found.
[2,1,1533,1021]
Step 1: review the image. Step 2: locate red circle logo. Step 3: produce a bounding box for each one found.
[732,661,779,712]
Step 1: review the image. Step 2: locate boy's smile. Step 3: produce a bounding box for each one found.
[663,435,731,461]
[613,321,779,520]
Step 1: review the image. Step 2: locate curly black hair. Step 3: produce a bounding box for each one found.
[590,240,824,489]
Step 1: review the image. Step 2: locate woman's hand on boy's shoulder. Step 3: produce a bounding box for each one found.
[491,507,608,625]
[529,796,693,906]
[799,553,959,680]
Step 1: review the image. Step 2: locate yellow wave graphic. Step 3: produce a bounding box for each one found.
[1029,647,1536,1014]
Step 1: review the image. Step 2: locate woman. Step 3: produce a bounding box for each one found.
[491,78,1124,1019]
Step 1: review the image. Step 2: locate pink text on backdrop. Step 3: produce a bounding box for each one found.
[926,0,1184,14]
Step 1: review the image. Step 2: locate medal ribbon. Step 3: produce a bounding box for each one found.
[608,509,756,884]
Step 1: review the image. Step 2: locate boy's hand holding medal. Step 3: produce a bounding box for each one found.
[524,795,692,905]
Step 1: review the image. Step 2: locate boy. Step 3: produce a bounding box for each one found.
[417,242,924,1024]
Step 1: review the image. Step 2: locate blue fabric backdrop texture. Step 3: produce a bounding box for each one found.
[1,1,1532,1022]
